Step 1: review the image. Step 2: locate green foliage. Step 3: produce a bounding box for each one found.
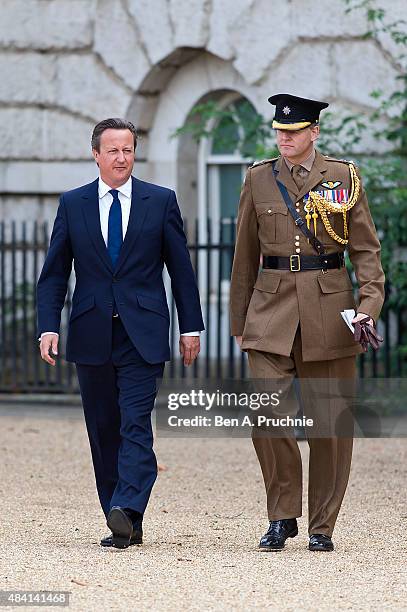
[317,112,368,154]
[361,156,407,312]
[344,0,407,151]
[173,99,279,160]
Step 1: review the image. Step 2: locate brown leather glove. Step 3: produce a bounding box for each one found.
[353,316,384,352]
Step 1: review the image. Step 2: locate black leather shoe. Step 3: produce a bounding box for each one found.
[259,519,298,551]
[100,528,143,547]
[308,534,334,551]
[106,506,138,549]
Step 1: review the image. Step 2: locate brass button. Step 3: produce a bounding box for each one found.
[267,209,272,213]
[295,241,300,247]
[295,235,300,239]
[295,248,301,253]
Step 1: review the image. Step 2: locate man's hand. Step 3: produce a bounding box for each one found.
[352,312,383,351]
[352,312,374,327]
[39,334,59,366]
[235,335,243,348]
[179,336,200,366]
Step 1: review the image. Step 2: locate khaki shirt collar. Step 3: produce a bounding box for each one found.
[283,148,316,173]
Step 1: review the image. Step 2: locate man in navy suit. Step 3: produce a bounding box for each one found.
[37,118,204,549]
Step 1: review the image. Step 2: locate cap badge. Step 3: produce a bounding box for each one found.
[283,106,291,115]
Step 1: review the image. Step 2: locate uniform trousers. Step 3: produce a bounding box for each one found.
[248,324,356,537]
[75,316,164,527]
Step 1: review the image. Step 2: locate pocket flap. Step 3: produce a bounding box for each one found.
[317,271,353,293]
[70,295,95,321]
[137,294,169,319]
[256,202,288,216]
[253,272,282,294]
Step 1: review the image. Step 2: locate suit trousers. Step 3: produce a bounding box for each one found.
[248,324,356,537]
[75,316,164,525]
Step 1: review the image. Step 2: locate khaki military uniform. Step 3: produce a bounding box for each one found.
[230,148,385,536]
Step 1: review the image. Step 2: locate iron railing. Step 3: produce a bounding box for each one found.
[0,219,404,393]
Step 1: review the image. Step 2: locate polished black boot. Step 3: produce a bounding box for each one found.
[308,534,334,552]
[258,518,298,551]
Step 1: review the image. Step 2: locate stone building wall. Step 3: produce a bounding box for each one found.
[0,0,404,228]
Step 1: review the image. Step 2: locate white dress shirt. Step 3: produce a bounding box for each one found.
[98,175,132,245]
[40,176,200,339]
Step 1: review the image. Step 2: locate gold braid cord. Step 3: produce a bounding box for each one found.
[304,163,360,244]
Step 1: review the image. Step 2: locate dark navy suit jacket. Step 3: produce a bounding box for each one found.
[37,176,204,364]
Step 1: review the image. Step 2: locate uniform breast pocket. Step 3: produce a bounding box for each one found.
[256,203,288,244]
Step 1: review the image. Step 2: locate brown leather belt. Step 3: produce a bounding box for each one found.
[262,252,345,272]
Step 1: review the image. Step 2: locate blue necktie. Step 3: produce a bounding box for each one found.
[107,189,123,267]
[107,189,123,317]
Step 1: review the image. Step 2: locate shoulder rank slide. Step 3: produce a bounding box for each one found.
[249,157,278,168]
[324,156,355,165]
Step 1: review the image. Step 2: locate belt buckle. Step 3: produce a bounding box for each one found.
[113,314,119,318]
[289,254,301,272]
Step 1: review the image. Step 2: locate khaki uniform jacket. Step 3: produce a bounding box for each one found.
[229,149,385,362]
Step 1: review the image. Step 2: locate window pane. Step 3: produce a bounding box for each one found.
[219,165,241,280]
[219,164,242,219]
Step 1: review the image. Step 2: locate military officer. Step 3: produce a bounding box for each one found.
[230,93,385,552]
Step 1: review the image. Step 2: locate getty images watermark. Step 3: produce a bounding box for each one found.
[155,378,407,438]
[166,388,313,429]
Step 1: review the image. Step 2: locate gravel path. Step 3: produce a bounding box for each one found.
[0,404,406,611]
